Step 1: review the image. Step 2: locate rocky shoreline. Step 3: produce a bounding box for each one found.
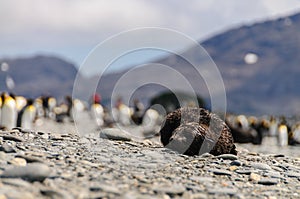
[0,127,300,199]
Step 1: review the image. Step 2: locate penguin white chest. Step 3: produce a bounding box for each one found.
[278,125,288,147]
[1,98,17,129]
[21,106,36,129]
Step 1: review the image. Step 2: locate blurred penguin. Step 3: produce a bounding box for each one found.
[15,96,27,112]
[48,97,57,120]
[17,99,36,129]
[131,99,144,125]
[0,96,2,129]
[0,92,17,130]
[112,97,132,126]
[236,115,249,130]
[90,93,105,128]
[142,108,161,137]
[277,123,289,147]
[268,116,278,137]
[226,115,264,145]
[289,123,300,145]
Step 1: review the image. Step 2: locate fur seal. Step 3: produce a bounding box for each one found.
[160,107,237,156]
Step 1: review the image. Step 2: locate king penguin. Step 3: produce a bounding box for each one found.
[0,96,2,129]
[0,93,17,130]
[0,96,2,121]
[17,99,36,129]
[277,124,288,147]
[91,103,104,127]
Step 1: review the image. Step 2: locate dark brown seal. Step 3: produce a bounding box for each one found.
[160,107,237,156]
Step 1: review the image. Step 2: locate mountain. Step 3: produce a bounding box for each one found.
[202,13,300,115]
[0,55,77,99]
[95,12,300,115]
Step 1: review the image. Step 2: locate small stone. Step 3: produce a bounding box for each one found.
[20,129,35,134]
[0,163,51,182]
[208,187,237,196]
[285,171,300,178]
[153,184,186,196]
[40,189,66,198]
[200,153,214,158]
[258,178,278,185]
[2,135,24,142]
[49,134,64,141]
[210,169,232,176]
[15,154,43,163]
[190,176,214,183]
[249,173,261,182]
[1,178,31,188]
[230,160,242,166]
[251,163,271,170]
[229,166,238,171]
[8,157,27,166]
[273,154,285,158]
[217,154,238,160]
[190,193,207,199]
[266,171,283,179]
[235,169,254,175]
[0,143,16,153]
[90,184,121,195]
[100,128,132,141]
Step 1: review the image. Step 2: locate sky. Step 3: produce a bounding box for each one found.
[1,0,300,76]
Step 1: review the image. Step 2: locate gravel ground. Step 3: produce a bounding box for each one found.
[0,115,300,199]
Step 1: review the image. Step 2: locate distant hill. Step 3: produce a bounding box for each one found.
[0,55,77,100]
[95,12,300,115]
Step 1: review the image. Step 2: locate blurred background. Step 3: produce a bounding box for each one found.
[1,0,300,116]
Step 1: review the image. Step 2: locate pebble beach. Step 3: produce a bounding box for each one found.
[0,115,300,199]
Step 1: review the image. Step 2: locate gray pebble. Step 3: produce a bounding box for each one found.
[190,176,215,183]
[266,171,284,179]
[250,163,272,170]
[285,171,300,178]
[231,160,242,166]
[235,169,254,175]
[2,135,24,142]
[217,154,238,160]
[208,187,237,195]
[1,178,32,188]
[210,169,232,176]
[153,184,186,195]
[258,178,278,185]
[90,184,121,195]
[0,143,16,153]
[0,163,51,182]
[40,189,72,199]
[15,154,44,163]
[100,128,132,141]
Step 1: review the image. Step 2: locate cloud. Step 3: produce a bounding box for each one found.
[1,0,300,66]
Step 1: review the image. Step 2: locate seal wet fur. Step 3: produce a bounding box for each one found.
[160,107,237,156]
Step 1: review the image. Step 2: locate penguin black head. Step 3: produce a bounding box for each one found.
[0,92,5,103]
[9,92,16,100]
[27,98,34,106]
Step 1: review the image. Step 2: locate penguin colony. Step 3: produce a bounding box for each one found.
[1,92,300,157]
[0,93,163,135]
